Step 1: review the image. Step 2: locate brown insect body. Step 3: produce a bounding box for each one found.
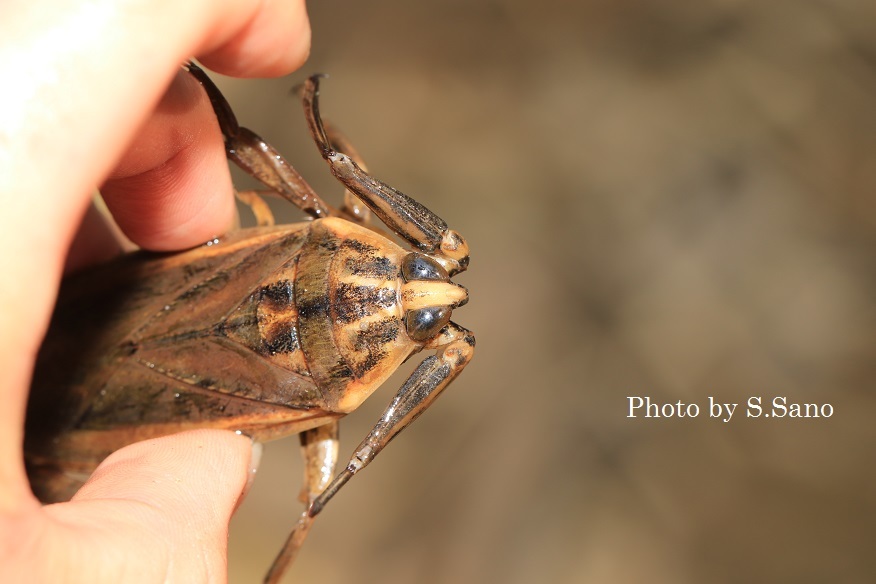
[28,218,429,499]
[26,63,474,582]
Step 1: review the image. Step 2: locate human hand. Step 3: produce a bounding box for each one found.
[0,1,310,581]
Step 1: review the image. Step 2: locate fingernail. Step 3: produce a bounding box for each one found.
[246,441,263,494]
[234,438,262,513]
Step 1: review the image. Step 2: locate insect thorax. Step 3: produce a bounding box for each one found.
[280,218,416,413]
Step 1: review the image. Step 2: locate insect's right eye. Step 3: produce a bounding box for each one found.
[402,253,448,282]
[405,306,451,342]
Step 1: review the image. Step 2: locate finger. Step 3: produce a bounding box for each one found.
[199,0,311,78]
[1,0,311,301]
[100,69,236,251]
[64,200,129,275]
[0,0,309,505]
[32,431,255,582]
[3,0,311,254]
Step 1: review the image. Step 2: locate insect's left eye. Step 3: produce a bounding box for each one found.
[402,253,448,282]
[405,306,451,342]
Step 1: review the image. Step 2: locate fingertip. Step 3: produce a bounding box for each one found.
[39,431,254,581]
[199,0,311,78]
[235,440,262,513]
[101,69,238,251]
[104,152,238,251]
[73,430,254,510]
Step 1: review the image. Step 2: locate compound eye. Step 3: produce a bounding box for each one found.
[405,307,451,342]
[402,253,448,282]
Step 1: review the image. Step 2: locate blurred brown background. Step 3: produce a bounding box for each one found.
[217,1,876,582]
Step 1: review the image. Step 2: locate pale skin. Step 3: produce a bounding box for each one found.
[0,1,311,581]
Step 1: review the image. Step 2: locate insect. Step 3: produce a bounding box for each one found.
[25,62,474,583]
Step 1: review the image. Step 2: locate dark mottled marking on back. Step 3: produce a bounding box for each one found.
[297,294,330,320]
[351,318,400,376]
[343,239,378,254]
[327,360,354,380]
[345,255,398,279]
[262,321,301,355]
[334,283,397,323]
[254,280,301,355]
[341,239,398,279]
[319,236,340,253]
[260,279,294,308]
[354,318,400,351]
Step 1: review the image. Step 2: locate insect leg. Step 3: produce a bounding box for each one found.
[307,323,475,518]
[318,120,373,225]
[185,62,336,219]
[235,190,275,226]
[264,421,340,584]
[300,76,470,275]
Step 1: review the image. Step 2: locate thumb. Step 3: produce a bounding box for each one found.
[33,430,257,583]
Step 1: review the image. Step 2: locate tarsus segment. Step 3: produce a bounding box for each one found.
[186,62,332,219]
[301,75,451,252]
